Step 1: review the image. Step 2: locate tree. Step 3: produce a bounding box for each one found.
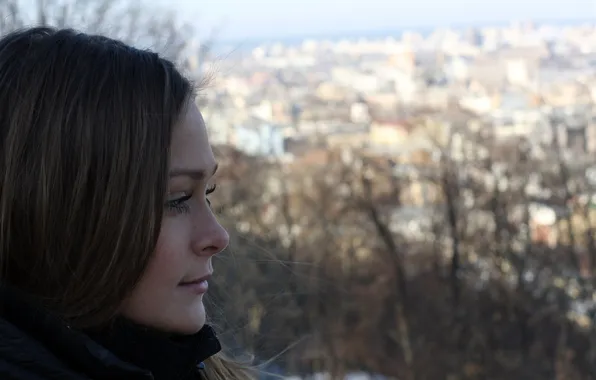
[0,0,196,65]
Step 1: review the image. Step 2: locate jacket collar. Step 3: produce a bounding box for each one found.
[85,318,221,380]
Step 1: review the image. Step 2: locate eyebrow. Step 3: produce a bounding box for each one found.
[169,163,218,180]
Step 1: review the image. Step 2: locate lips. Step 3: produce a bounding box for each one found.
[178,274,210,295]
[179,273,212,286]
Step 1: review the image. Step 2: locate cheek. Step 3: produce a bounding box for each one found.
[135,220,190,292]
[149,219,190,282]
[120,217,198,326]
[121,221,190,315]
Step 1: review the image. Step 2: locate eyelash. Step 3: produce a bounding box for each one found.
[166,184,217,214]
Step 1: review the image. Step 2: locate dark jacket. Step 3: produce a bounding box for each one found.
[0,286,221,380]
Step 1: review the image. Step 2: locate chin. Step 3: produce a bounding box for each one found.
[126,300,207,335]
[167,301,207,335]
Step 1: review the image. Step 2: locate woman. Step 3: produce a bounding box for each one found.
[0,27,254,379]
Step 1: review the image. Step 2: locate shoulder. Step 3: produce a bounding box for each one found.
[0,317,89,380]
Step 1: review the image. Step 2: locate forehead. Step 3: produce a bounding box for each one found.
[169,103,215,169]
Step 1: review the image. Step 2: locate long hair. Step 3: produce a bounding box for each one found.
[204,354,257,379]
[0,27,253,379]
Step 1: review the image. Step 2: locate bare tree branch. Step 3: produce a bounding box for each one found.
[0,0,196,65]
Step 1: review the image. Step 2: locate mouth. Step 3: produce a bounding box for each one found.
[179,273,212,285]
[178,273,212,294]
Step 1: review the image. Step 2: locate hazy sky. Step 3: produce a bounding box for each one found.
[161,0,594,40]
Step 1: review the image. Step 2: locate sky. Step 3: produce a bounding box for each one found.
[159,0,594,41]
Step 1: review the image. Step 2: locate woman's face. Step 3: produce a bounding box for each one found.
[120,102,229,334]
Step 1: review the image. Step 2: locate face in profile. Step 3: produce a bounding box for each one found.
[120,102,229,334]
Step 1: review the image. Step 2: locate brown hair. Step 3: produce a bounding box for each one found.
[0,27,184,325]
[204,354,257,379]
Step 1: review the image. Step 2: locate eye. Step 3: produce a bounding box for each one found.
[165,193,192,214]
[206,184,216,207]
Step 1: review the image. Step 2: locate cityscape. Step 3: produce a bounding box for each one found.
[182,20,596,380]
[195,20,596,240]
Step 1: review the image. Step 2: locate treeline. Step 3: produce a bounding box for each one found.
[208,134,596,380]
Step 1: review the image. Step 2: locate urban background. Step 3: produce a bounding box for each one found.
[3,0,596,379]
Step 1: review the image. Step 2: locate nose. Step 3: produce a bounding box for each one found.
[192,213,229,257]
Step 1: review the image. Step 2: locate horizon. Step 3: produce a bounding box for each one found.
[215,17,596,45]
[159,0,595,41]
